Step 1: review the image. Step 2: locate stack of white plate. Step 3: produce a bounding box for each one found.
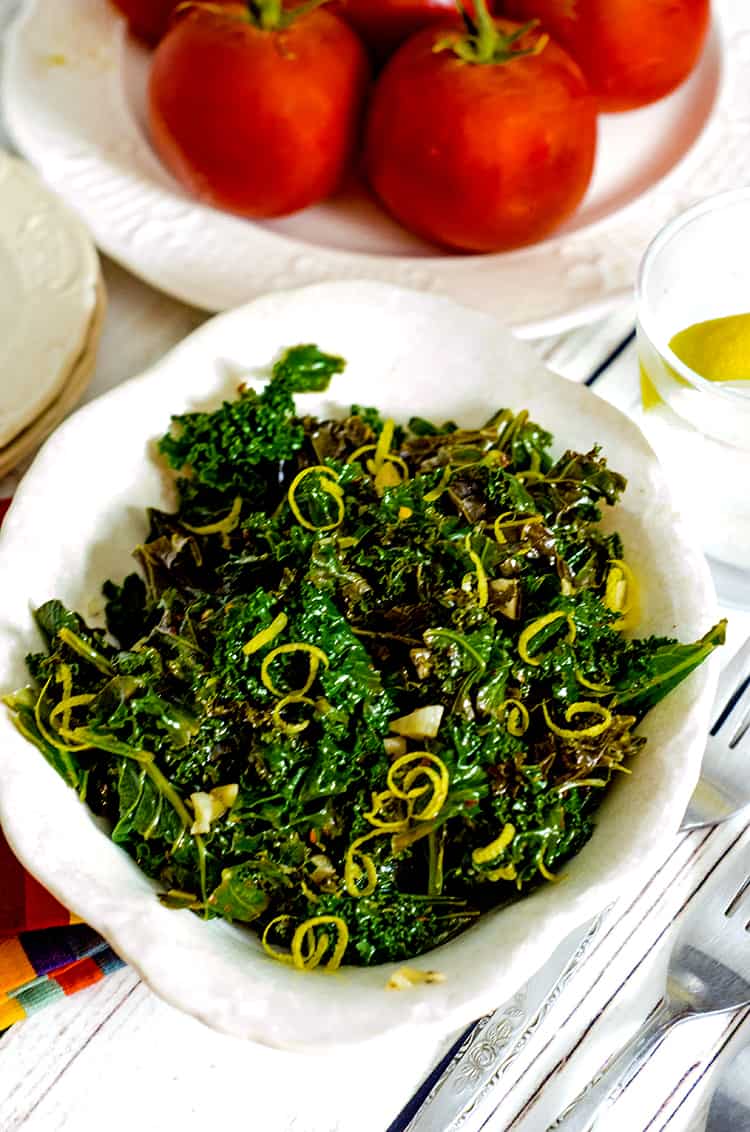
[0,149,102,477]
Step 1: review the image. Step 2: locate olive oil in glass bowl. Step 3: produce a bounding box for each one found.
[636,190,750,605]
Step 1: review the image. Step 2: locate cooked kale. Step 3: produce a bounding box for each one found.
[5,344,724,969]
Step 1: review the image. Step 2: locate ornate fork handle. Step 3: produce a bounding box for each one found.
[548,999,686,1131]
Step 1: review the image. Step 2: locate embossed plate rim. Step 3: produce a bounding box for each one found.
[0,149,99,445]
[3,0,748,335]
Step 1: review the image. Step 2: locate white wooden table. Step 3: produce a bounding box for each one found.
[2,3,750,1129]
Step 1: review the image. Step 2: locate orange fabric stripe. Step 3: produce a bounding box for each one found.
[53,957,103,996]
[0,938,36,995]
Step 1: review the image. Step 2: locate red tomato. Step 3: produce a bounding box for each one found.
[148,3,370,218]
[110,0,187,45]
[329,0,494,62]
[364,17,596,252]
[501,0,710,111]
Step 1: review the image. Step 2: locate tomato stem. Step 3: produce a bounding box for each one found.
[245,0,329,30]
[434,2,548,65]
[247,0,281,26]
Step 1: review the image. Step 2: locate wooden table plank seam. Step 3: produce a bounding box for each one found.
[6,978,143,1132]
[650,1007,750,1132]
[584,328,637,387]
[1,969,143,1129]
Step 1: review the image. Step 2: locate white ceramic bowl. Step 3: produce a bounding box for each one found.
[0,283,718,1049]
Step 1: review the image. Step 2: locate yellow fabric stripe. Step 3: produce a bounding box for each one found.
[0,997,26,1029]
[0,938,36,995]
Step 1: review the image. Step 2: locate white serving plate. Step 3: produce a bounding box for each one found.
[0,149,99,446]
[0,282,719,1049]
[4,0,749,335]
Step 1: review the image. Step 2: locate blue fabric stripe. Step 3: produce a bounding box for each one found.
[19,924,105,975]
[13,978,66,1015]
[96,949,126,977]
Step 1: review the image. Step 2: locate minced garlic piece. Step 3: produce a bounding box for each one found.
[189,783,238,835]
[387,967,447,991]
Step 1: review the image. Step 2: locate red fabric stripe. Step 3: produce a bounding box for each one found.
[22,871,71,933]
[0,829,71,936]
[52,957,103,996]
[0,830,27,935]
[0,498,75,937]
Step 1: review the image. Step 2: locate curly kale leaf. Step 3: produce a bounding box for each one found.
[530,447,627,526]
[205,862,270,923]
[270,343,346,392]
[613,621,727,719]
[33,598,83,648]
[158,345,345,495]
[103,574,149,649]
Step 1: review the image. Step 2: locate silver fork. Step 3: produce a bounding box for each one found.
[705,1043,750,1131]
[683,634,750,829]
[549,848,750,1131]
[394,637,750,1132]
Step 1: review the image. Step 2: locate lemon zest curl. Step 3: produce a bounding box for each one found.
[260,643,329,697]
[542,700,612,740]
[287,466,344,532]
[262,914,349,971]
[518,611,576,667]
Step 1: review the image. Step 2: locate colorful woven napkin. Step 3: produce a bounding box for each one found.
[0,829,124,1033]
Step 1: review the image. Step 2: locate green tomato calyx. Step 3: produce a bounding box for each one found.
[434,2,548,65]
[245,0,329,30]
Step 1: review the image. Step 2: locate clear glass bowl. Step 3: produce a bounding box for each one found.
[636,189,750,578]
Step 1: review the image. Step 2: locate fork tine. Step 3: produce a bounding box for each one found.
[682,643,750,830]
[724,875,750,918]
[714,633,750,747]
[712,636,750,732]
[711,675,750,747]
[732,704,750,750]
